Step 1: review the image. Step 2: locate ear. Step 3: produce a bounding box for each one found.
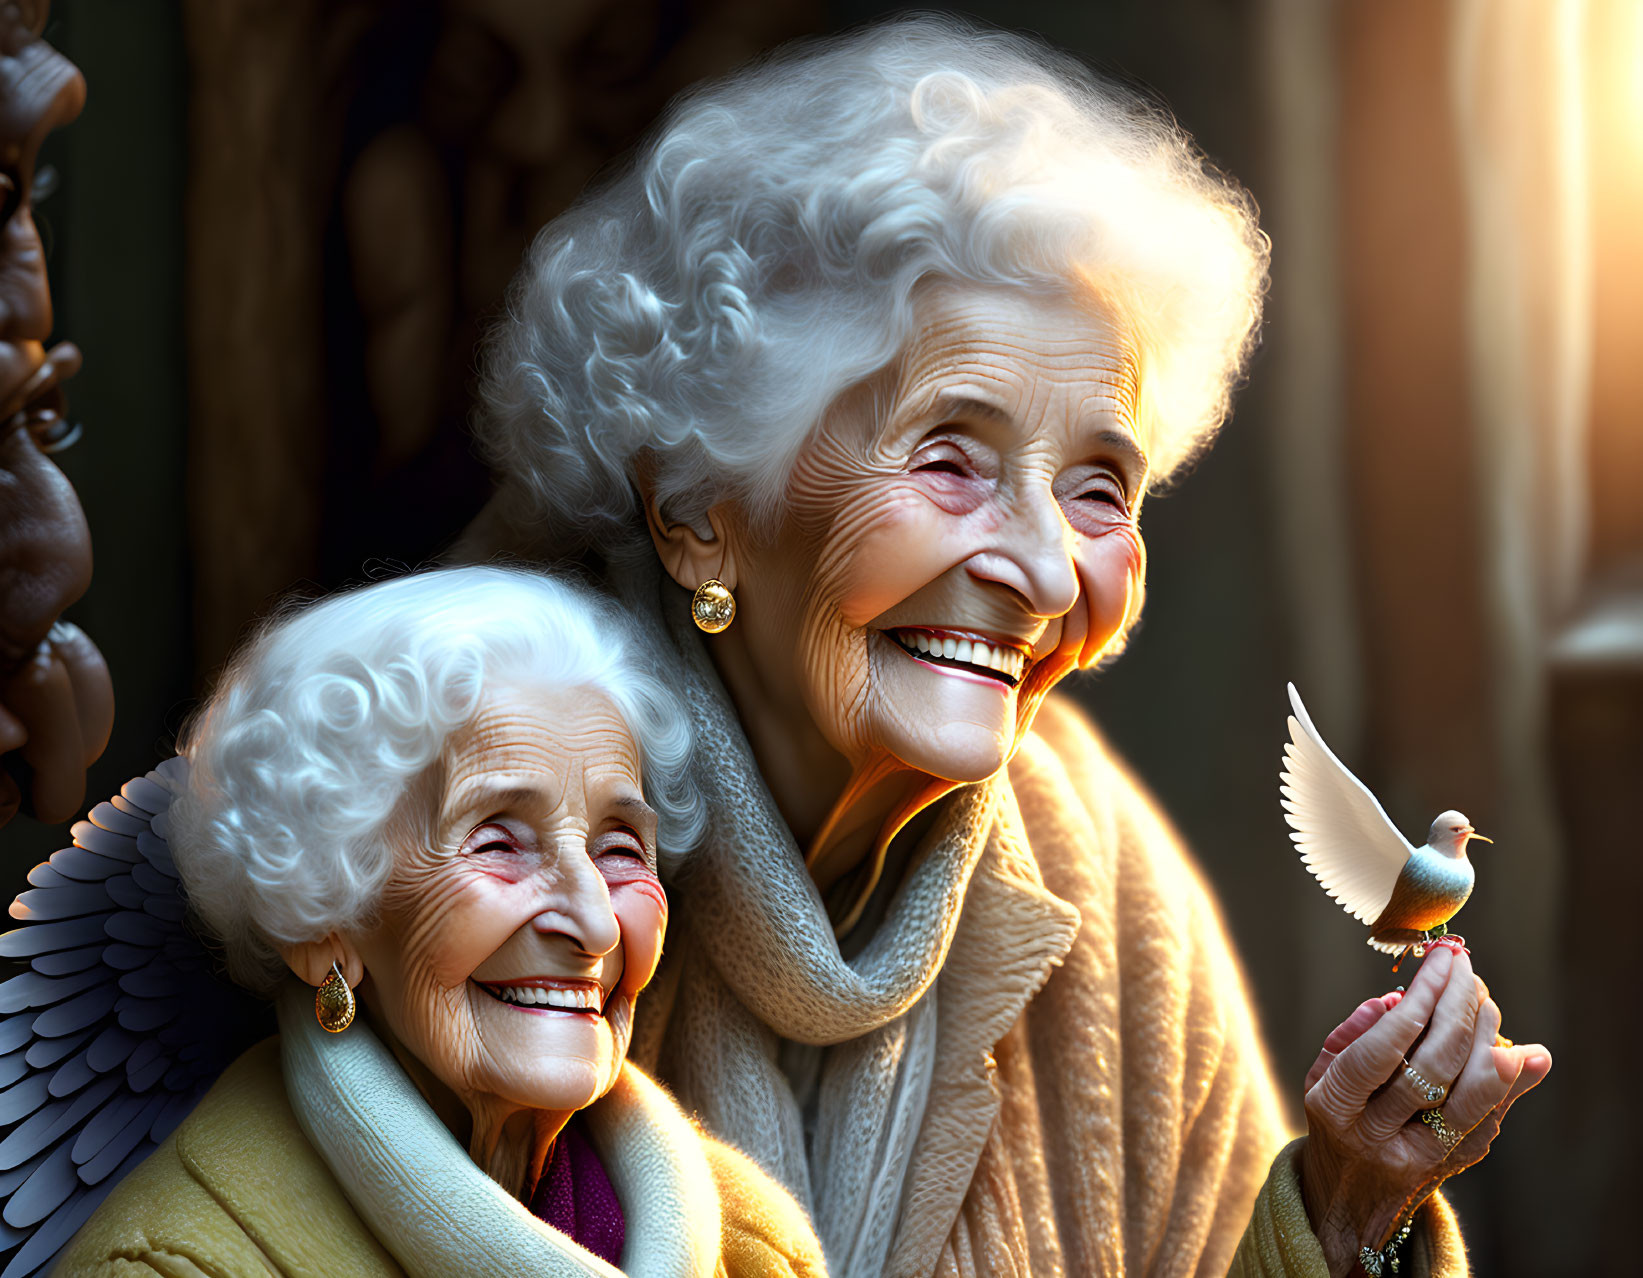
[634,456,741,593]
[278,933,365,990]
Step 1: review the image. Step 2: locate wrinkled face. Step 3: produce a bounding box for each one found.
[0,2,88,658]
[355,684,666,1117]
[0,0,82,436]
[732,284,1147,783]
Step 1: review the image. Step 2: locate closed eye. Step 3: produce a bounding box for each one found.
[1068,466,1130,513]
[912,457,966,475]
[596,826,648,861]
[463,822,520,856]
[908,435,983,479]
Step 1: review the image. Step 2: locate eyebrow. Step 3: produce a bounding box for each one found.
[929,394,1151,484]
[1088,427,1150,486]
[442,781,555,828]
[611,794,659,826]
[930,393,1013,426]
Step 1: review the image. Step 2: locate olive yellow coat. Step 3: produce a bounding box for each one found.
[55,1039,825,1278]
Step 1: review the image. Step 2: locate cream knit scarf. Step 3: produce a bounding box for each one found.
[621,566,1079,1278]
[276,984,723,1278]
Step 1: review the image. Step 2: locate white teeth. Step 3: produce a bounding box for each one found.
[893,631,1028,683]
[892,630,1029,683]
[492,984,601,1011]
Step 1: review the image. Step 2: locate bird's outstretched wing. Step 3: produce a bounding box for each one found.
[1281,683,1414,926]
[0,759,271,1278]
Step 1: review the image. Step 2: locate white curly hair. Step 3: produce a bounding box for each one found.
[168,566,704,994]
[478,13,1266,559]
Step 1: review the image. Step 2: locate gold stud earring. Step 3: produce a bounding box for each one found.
[691,579,736,633]
[315,960,356,1033]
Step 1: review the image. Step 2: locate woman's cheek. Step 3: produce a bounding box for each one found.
[836,483,1000,624]
[607,872,667,995]
[399,869,531,989]
[1073,522,1144,668]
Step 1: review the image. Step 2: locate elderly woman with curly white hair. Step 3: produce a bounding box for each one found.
[54,566,827,1277]
[463,16,1550,1278]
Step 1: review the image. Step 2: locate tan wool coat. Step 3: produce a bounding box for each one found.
[627,598,1470,1278]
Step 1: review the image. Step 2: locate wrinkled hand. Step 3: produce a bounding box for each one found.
[0,401,113,825]
[1299,944,1552,1276]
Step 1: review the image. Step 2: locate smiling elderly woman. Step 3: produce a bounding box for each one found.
[465,16,1550,1278]
[55,567,826,1278]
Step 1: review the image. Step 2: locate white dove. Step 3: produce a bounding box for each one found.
[1281,682,1489,967]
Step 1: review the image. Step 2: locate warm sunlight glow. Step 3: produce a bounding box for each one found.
[1627,1,1643,148]
[1586,0,1643,568]
[1597,0,1643,159]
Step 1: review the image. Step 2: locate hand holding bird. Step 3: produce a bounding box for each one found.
[1278,683,1551,1275]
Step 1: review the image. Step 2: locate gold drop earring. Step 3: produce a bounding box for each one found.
[691,579,736,633]
[315,960,356,1033]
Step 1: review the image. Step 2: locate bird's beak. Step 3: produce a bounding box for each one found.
[1467,831,1493,844]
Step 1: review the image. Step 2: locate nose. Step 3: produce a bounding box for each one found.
[0,34,87,143]
[530,844,622,958]
[966,481,1081,618]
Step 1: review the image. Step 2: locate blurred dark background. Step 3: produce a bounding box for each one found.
[8,0,1640,1272]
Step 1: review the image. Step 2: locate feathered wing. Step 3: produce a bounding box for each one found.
[0,760,272,1278]
[1280,683,1414,927]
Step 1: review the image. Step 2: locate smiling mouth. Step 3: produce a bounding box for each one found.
[476,979,607,1013]
[885,627,1028,687]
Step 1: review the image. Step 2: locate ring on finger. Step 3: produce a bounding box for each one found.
[1419,1106,1463,1153]
[1402,1057,1448,1107]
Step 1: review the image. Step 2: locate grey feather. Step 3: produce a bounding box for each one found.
[8,883,118,922]
[28,948,103,979]
[23,1029,91,1071]
[47,846,126,882]
[44,1052,95,1101]
[2,1144,73,1228]
[100,877,147,912]
[116,778,168,816]
[0,919,107,960]
[102,914,165,949]
[81,805,145,840]
[0,1154,46,1199]
[0,970,105,1017]
[0,1079,49,1127]
[30,988,117,1041]
[82,1027,136,1075]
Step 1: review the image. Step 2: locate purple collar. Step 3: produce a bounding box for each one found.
[528,1115,626,1267]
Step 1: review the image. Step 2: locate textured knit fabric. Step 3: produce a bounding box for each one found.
[531,1116,626,1267]
[1229,1140,1468,1277]
[54,1030,827,1278]
[611,566,1471,1278]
